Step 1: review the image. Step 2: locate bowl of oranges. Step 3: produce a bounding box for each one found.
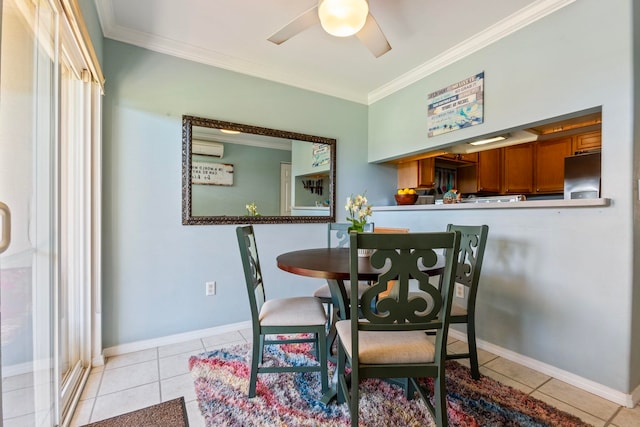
[394,188,418,205]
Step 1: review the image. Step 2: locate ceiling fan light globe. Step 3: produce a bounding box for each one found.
[318,0,369,37]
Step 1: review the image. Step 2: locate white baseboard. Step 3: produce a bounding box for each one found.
[448,329,637,408]
[101,320,252,359]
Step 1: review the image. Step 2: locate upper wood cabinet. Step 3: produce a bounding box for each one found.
[503,144,533,194]
[458,149,502,194]
[397,158,435,189]
[573,130,601,153]
[477,149,502,193]
[534,137,572,193]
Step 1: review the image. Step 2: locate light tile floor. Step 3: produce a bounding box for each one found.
[65,329,640,427]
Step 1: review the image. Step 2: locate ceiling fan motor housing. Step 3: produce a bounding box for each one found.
[318,0,369,37]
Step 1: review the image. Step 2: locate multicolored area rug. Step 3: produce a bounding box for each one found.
[189,340,590,426]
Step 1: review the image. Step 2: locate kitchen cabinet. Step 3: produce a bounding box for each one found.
[573,130,601,153]
[534,137,572,193]
[477,149,502,192]
[397,157,435,188]
[395,128,600,196]
[457,149,502,194]
[503,144,533,194]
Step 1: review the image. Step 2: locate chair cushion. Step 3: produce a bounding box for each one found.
[260,297,327,327]
[313,282,369,300]
[335,320,435,364]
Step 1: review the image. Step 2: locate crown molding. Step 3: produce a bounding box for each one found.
[95,0,574,106]
[93,0,368,103]
[368,0,575,103]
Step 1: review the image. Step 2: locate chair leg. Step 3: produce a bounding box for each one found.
[313,333,320,360]
[317,329,329,394]
[343,341,359,427]
[249,335,261,398]
[334,341,347,404]
[467,317,480,380]
[405,378,415,400]
[349,368,359,427]
[325,308,343,363]
[433,372,448,427]
[258,335,265,364]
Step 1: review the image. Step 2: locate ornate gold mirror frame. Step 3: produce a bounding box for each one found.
[182,115,336,224]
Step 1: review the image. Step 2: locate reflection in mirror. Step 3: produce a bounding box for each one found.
[182,115,336,225]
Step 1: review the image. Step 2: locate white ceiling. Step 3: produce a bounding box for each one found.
[94,0,574,104]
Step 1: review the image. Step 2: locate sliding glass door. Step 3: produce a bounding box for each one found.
[0,0,100,424]
[0,0,57,424]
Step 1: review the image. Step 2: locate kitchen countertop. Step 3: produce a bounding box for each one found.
[374,198,610,211]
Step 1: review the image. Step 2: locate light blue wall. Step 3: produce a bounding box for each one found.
[631,0,640,390]
[370,0,636,394]
[101,39,396,348]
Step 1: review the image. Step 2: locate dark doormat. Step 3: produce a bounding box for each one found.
[81,396,189,427]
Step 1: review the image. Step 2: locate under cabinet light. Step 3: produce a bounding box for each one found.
[469,135,508,146]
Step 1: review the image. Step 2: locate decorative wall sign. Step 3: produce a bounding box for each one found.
[312,143,330,167]
[428,72,484,137]
[192,161,234,186]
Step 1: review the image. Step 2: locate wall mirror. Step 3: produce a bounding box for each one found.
[182,115,336,225]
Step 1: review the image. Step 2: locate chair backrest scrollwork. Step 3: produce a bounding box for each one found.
[350,231,461,333]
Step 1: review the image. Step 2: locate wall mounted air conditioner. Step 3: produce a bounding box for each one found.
[192,140,224,158]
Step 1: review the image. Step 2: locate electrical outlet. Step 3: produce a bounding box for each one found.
[206,281,216,296]
[455,283,465,298]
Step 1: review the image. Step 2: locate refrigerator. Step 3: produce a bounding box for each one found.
[563,151,601,199]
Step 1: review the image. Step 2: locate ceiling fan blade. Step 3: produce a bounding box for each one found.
[355,13,391,58]
[267,6,320,45]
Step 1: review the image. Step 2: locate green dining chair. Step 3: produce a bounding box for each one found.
[445,224,489,380]
[335,230,461,427]
[236,225,329,398]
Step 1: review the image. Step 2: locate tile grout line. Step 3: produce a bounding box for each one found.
[528,376,553,395]
[602,406,623,427]
[525,376,613,425]
[87,361,106,424]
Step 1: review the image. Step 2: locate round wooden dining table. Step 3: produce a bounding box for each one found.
[277,247,389,280]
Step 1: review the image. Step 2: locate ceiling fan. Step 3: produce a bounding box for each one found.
[267,0,391,58]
